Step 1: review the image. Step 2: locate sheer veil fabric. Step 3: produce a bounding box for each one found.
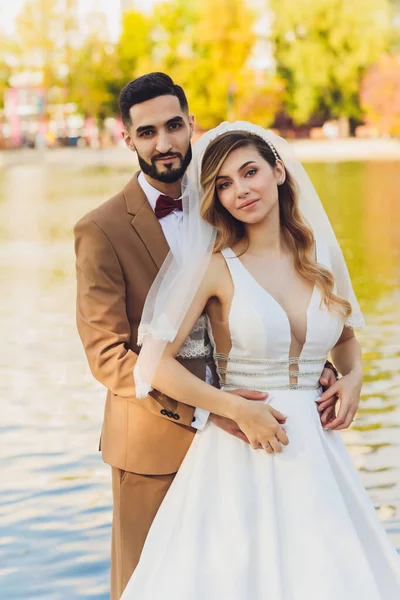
[134,121,364,398]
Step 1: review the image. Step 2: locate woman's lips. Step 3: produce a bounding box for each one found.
[238,198,259,210]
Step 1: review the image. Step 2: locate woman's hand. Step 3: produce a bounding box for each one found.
[316,369,363,430]
[233,399,289,453]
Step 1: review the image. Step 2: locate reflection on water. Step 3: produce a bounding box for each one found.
[1,159,400,598]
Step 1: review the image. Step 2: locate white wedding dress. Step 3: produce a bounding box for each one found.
[122,240,400,600]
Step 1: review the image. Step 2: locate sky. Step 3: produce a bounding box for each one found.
[0,0,161,40]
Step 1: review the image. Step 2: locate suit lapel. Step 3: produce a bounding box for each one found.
[124,173,170,270]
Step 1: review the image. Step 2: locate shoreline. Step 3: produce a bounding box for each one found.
[0,138,399,168]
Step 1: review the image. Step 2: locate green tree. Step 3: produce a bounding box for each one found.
[116,9,154,85]
[13,0,80,94]
[0,34,14,109]
[69,11,116,120]
[151,0,274,129]
[189,0,258,128]
[270,0,391,127]
[389,0,400,51]
[151,0,197,73]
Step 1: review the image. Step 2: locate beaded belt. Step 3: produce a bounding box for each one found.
[214,353,326,391]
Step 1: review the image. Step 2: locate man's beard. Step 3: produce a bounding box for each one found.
[137,144,192,184]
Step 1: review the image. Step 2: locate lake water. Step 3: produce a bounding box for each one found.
[1,157,399,599]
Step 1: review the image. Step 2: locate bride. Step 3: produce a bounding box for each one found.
[121,122,400,599]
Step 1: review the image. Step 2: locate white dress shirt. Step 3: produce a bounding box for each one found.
[138,172,210,430]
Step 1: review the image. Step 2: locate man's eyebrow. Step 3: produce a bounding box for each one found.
[216,161,256,180]
[136,124,155,134]
[166,116,184,125]
[135,116,184,134]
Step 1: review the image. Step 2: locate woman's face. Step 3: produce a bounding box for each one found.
[215,145,285,225]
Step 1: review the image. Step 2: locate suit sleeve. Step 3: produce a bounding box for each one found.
[74,217,195,426]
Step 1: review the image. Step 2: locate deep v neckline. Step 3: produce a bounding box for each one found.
[226,244,319,355]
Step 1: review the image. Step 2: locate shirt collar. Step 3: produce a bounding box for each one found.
[138,171,182,212]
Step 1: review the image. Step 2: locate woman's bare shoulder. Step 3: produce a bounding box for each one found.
[206,251,230,278]
[205,252,232,297]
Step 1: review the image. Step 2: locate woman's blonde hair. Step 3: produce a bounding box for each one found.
[200,131,351,319]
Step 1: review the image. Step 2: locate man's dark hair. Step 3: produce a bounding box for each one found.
[118,72,189,128]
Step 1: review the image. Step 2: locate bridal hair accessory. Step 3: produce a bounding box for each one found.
[134,121,365,398]
[265,140,279,163]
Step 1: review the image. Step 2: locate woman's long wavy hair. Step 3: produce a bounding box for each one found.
[200,131,351,319]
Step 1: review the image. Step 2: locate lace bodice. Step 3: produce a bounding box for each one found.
[212,240,344,391]
[176,314,213,360]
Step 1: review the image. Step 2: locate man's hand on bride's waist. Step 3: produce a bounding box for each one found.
[209,389,268,445]
[316,368,362,430]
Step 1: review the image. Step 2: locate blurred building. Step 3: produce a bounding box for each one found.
[3,73,46,148]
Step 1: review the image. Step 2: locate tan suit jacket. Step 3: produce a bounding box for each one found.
[74,173,205,475]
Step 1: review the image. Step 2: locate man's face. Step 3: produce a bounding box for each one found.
[123,95,194,184]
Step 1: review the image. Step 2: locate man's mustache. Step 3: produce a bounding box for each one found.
[152,152,183,164]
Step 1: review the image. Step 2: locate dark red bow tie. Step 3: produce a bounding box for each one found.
[154,194,183,220]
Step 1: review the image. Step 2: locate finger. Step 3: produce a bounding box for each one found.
[276,427,289,446]
[234,431,250,443]
[324,402,350,430]
[334,407,357,430]
[336,416,354,431]
[269,407,287,422]
[269,436,282,453]
[316,394,338,408]
[318,382,340,402]
[232,389,268,401]
[320,406,336,426]
[316,398,337,412]
[261,441,273,453]
[321,367,337,387]
[319,368,331,387]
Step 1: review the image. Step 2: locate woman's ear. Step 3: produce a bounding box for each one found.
[275,160,286,185]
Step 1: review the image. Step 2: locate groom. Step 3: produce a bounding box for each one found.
[74,72,338,599]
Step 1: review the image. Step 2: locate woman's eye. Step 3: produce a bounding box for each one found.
[217,181,230,190]
[245,168,257,177]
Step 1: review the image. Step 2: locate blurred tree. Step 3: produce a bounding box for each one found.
[189,0,258,128]
[235,74,285,127]
[151,0,280,129]
[115,9,154,86]
[151,0,198,73]
[360,54,400,135]
[69,11,116,121]
[13,0,80,93]
[0,35,14,109]
[389,0,400,51]
[270,0,391,128]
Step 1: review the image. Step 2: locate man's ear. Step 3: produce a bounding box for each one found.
[122,130,136,152]
[188,113,195,138]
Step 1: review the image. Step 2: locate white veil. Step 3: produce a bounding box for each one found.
[134,121,364,398]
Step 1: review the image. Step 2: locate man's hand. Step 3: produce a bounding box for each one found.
[316,370,362,430]
[317,365,339,427]
[209,389,269,443]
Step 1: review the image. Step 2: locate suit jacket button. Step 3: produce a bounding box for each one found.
[160,409,168,416]
[191,416,196,423]
[173,413,180,420]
